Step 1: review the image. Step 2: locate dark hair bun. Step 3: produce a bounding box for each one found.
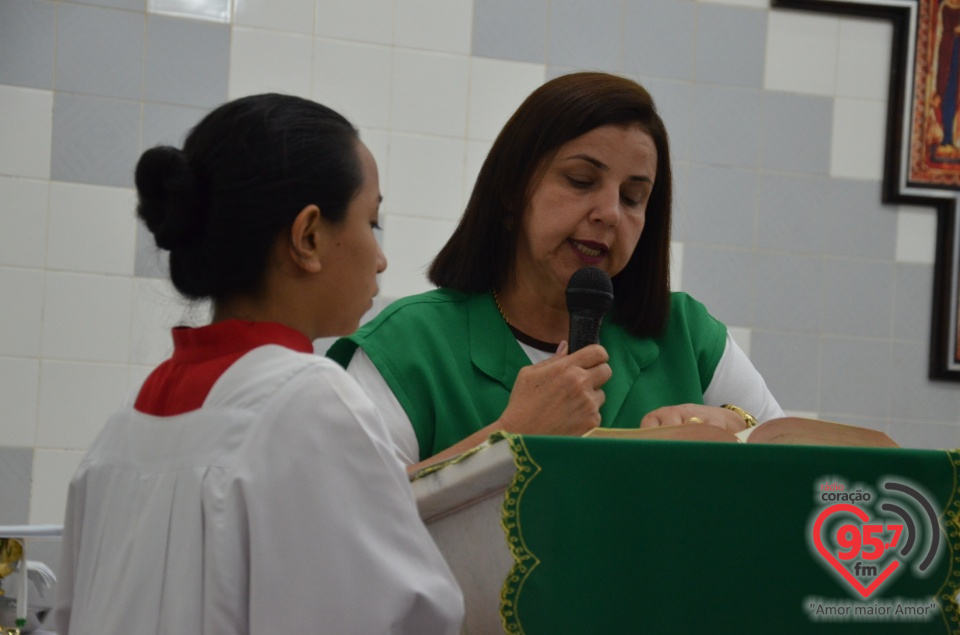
[135,146,205,251]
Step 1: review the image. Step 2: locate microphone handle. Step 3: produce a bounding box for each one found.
[568,310,604,353]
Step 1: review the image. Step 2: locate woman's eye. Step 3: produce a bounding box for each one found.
[370,221,382,231]
[567,176,592,188]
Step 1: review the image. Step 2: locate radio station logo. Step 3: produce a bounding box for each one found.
[803,476,945,623]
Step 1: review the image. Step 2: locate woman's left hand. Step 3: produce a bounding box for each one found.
[639,404,748,433]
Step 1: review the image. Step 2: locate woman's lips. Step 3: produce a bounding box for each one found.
[569,239,607,262]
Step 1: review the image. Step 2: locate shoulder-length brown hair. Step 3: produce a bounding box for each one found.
[428,72,673,338]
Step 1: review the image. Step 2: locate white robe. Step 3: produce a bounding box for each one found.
[54,344,464,634]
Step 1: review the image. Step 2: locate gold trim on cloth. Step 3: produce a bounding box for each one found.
[408,437,501,481]
[937,449,960,634]
[497,432,541,635]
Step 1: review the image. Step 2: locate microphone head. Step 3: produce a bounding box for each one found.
[565,266,614,314]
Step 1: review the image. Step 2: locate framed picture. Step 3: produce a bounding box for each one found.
[773,0,960,379]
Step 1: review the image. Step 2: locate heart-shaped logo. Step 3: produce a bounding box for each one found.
[812,503,901,598]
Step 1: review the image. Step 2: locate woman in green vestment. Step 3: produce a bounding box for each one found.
[328,72,783,471]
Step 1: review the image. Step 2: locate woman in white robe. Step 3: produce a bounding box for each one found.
[53,94,464,635]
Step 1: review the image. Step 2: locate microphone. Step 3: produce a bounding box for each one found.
[565,267,614,353]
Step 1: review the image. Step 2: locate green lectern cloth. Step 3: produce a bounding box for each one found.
[497,434,960,634]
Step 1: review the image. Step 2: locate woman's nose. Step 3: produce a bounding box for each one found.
[376,245,387,273]
[591,187,621,227]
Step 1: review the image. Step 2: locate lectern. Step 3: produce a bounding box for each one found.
[412,434,960,634]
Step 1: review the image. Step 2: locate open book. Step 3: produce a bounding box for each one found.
[582,417,900,448]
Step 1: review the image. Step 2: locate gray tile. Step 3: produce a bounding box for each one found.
[55,3,144,100]
[681,245,754,326]
[0,447,33,525]
[760,92,832,174]
[52,93,141,188]
[67,0,145,9]
[752,252,823,333]
[820,336,891,418]
[545,65,580,81]
[471,0,548,63]
[820,257,895,338]
[548,0,621,71]
[141,102,208,151]
[690,84,762,168]
[750,331,820,412]
[144,15,229,108]
[887,421,960,450]
[821,179,896,259]
[639,77,692,163]
[0,0,56,90]
[623,0,696,81]
[135,221,168,279]
[889,342,960,421]
[893,263,934,341]
[694,4,766,88]
[682,164,756,247]
[756,172,829,253]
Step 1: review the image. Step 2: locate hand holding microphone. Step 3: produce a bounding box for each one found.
[498,267,615,437]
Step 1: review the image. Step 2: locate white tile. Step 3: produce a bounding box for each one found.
[380,215,456,297]
[0,177,48,268]
[29,448,85,525]
[836,18,893,101]
[228,27,313,99]
[895,205,938,264]
[391,49,469,136]
[830,97,887,180]
[46,182,137,275]
[313,39,393,130]
[234,0,313,34]
[727,326,751,357]
[315,0,394,45]
[386,133,466,222]
[0,267,44,357]
[0,86,53,179]
[149,0,231,23]
[130,277,190,366]
[36,360,129,450]
[0,357,39,447]
[764,11,838,96]
[41,272,133,363]
[467,57,545,141]
[670,240,684,292]
[464,139,492,209]
[394,0,472,54]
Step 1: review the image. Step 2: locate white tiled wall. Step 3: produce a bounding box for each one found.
[1,0,958,531]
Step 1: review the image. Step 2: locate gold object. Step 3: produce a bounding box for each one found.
[686,417,705,425]
[721,404,759,428]
[0,539,22,581]
[0,538,23,632]
[492,289,510,325]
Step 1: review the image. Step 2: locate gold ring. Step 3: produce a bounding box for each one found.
[686,417,705,425]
